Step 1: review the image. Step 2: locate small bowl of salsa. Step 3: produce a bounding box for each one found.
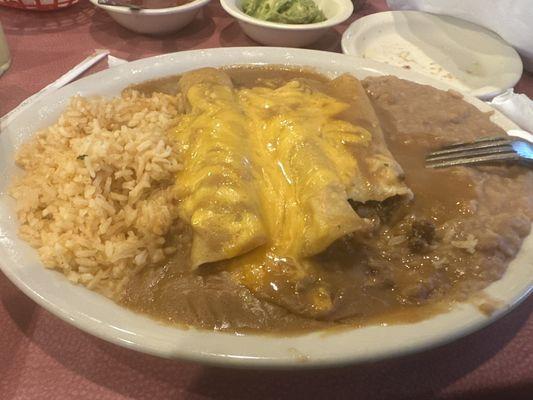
[90,0,211,35]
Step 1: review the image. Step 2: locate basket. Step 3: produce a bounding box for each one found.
[0,0,80,11]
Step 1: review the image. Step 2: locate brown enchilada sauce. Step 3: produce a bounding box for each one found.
[120,67,533,333]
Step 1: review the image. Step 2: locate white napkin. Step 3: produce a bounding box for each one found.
[387,0,533,72]
[490,90,533,141]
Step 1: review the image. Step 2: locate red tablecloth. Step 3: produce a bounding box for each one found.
[0,1,532,399]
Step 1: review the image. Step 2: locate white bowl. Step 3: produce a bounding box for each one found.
[1,48,532,368]
[89,0,211,35]
[220,0,353,47]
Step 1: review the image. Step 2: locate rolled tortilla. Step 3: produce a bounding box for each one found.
[174,68,268,268]
[239,81,368,257]
[328,74,413,203]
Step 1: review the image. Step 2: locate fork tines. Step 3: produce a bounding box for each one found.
[426,136,519,168]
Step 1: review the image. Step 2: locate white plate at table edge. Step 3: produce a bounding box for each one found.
[0,47,531,369]
[341,11,523,100]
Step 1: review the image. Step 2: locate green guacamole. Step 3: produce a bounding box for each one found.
[241,0,327,24]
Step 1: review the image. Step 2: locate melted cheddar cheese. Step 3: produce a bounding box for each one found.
[174,69,409,315]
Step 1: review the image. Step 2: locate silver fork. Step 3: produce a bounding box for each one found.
[426,136,533,169]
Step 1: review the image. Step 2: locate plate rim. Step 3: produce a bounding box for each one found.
[0,47,531,368]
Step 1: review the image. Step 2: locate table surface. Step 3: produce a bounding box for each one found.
[0,1,532,399]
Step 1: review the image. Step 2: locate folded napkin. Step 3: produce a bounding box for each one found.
[387,0,533,72]
[490,90,533,141]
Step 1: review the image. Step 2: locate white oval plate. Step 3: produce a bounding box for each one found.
[0,47,531,368]
[341,11,523,100]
